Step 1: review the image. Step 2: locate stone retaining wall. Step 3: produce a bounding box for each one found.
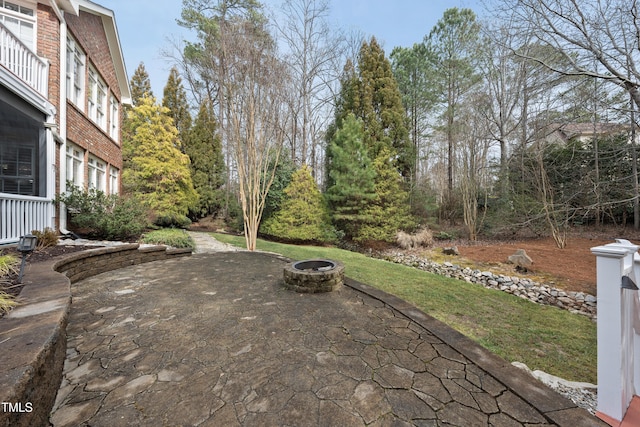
[383,252,597,320]
[0,244,192,427]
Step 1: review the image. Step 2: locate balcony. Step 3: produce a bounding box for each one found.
[0,21,48,98]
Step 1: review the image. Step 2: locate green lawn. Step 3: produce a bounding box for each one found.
[212,232,596,384]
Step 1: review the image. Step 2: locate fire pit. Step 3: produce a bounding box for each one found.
[283,259,344,293]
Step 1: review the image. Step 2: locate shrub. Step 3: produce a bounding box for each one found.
[260,165,337,243]
[141,229,195,250]
[99,196,150,240]
[57,185,149,240]
[32,227,59,249]
[0,253,19,315]
[396,228,434,249]
[154,214,192,229]
[0,291,17,315]
[434,230,456,241]
[0,253,19,277]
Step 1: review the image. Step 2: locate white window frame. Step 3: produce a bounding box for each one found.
[65,143,84,189]
[109,166,119,195]
[109,93,119,141]
[87,66,108,130]
[88,156,106,192]
[88,66,107,129]
[66,36,85,109]
[0,0,36,51]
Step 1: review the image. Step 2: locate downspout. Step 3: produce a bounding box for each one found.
[58,16,71,236]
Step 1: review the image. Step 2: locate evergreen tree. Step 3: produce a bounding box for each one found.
[425,8,481,195]
[324,59,359,189]
[357,38,413,180]
[130,62,154,106]
[325,113,376,239]
[122,96,197,225]
[326,40,414,242]
[261,151,296,223]
[162,67,192,145]
[358,146,415,242]
[123,63,155,146]
[260,164,333,242]
[184,99,225,218]
[390,43,437,185]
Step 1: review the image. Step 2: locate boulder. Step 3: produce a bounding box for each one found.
[442,246,459,256]
[507,249,533,271]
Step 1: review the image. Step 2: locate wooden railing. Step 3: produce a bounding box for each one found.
[0,194,54,245]
[0,22,49,97]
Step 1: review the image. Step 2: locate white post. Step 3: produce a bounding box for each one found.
[591,239,640,423]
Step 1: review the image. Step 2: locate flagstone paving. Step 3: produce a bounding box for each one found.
[49,235,605,426]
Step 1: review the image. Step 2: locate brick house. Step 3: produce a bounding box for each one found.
[0,0,130,244]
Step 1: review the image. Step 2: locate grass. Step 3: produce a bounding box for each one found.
[141,229,195,250]
[212,232,596,384]
[0,253,20,315]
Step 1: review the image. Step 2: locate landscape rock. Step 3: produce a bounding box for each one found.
[381,251,597,320]
[507,249,533,271]
[442,246,459,256]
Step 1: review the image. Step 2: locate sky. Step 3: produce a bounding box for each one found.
[102,0,485,97]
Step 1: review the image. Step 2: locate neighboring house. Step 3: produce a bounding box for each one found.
[544,122,636,145]
[0,0,131,244]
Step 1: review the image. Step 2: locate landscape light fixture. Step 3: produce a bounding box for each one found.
[17,234,38,283]
[621,275,639,291]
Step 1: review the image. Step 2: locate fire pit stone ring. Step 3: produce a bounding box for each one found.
[283,259,344,293]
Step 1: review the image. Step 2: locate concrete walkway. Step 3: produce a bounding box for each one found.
[187,231,246,254]
[49,233,605,426]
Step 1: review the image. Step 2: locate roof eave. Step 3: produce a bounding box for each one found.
[72,0,132,103]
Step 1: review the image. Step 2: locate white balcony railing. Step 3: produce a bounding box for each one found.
[0,22,49,98]
[0,194,54,245]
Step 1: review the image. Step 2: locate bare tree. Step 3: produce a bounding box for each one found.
[477,22,527,198]
[272,0,346,175]
[493,0,640,229]
[178,0,288,249]
[458,94,492,240]
[496,0,640,110]
[224,20,288,250]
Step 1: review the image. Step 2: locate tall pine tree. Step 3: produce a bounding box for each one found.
[357,38,413,180]
[185,99,226,218]
[326,39,415,242]
[162,67,192,146]
[129,62,154,106]
[325,114,376,239]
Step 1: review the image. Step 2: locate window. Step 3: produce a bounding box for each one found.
[65,143,84,188]
[66,36,85,108]
[88,156,105,192]
[0,1,35,51]
[109,94,119,141]
[0,144,35,195]
[109,166,119,195]
[88,66,107,129]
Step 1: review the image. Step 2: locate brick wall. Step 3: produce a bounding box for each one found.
[63,9,123,194]
[36,4,61,127]
[29,3,125,198]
